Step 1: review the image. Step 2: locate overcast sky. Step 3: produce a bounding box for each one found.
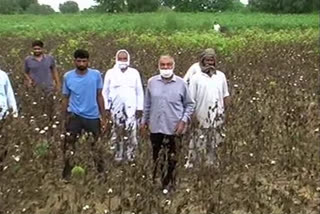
[38,0,98,11]
[39,0,248,12]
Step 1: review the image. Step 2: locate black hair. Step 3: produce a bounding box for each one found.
[32,40,44,48]
[74,49,89,59]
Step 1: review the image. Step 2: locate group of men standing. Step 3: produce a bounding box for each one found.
[0,40,230,192]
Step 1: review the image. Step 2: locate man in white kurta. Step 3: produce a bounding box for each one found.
[183,50,229,115]
[184,48,229,167]
[102,50,144,162]
[0,70,18,119]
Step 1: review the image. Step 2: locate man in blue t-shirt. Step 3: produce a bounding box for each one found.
[61,49,107,179]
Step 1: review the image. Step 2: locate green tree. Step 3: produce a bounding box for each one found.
[26,3,55,15]
[18,0,37,10]
[249,0,319,13]
[0,0,22,14]
[127,0,159,12]
[94,0,126,13]
[59,1,79,13]
[162,0,233,12]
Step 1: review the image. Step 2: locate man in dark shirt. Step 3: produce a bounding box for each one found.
[24,40,60,92]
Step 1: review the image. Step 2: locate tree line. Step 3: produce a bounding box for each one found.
[0,0,318,15]
[0,0,79,14]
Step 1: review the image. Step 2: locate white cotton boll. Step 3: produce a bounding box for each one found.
[60,134,65,139]
[270,160,276,165]
[39,130,46,134]
[107,188,113,194]
[44,127,49,131]
[12,155,20,162]
[123,136,128,140]
[186,188,191,193]
[162,189,168,195]
[165,199,171,205]
[30,116,34,119]
[35,128,40,132]
[3,166,8,171]
[249,153,253,157]
[55,121,60,125]
[33,102,37,105]
[52,124,57,129]
[199,135,204,139]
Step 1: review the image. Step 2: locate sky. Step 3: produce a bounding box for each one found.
[38,0,98,11]
[39,0,248,12]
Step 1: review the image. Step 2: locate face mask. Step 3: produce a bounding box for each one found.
[116,61,129,70]
[159,69,174,78]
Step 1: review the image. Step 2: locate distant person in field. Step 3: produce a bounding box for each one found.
[185,49,228,168]
[24,40,60,92]
[0,69,18,119]
[213,21,221,32]
[61,49,107,179]
[141,55,194,192]
[102,49,144,162]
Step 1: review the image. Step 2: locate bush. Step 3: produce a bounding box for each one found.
[59,1,79,13]
[0,0,22,14]
[25,3,55,15]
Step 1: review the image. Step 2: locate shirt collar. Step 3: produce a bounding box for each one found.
[31,54,47,61]
[157,74,177,82]
[201,71,216,78]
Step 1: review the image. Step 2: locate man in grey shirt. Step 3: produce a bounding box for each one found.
[24,40,60,92]
[141,55,194,192]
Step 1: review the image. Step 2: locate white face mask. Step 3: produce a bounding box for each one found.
[159,69,174,78]
[116,61,129,70]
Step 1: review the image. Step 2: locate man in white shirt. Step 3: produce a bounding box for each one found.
[184,48,230,114]
[0,70,18,119]
[102,50,144,162]
[184,49,230,167]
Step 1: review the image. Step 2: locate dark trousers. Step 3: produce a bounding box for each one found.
[62,113,104,179]
[150,133,177,188]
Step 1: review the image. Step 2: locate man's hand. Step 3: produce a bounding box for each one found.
[62,112,70,132]
[26,79,34,88]
[140,122,149,139]
[175,120,186,136]
[100,117,108,133]
[135,110,143,119]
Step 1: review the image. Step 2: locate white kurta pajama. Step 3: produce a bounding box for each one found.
[102,53,144,161]
[185,65,229,166]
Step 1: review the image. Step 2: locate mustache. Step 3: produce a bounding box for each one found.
[77,66,87,71]
[202,65,216,72]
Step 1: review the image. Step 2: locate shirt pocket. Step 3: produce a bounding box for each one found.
[167,91,182,104]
